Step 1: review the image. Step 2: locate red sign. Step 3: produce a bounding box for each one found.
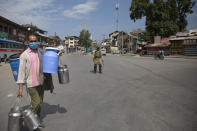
[0,49,24,52]
[161,38,169,44]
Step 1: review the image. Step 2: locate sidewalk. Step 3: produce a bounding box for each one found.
[119,53,197,59]
[165,55,197,59]
[140,55,197,59]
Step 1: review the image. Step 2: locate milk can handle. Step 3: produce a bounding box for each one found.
[13,97,25,108]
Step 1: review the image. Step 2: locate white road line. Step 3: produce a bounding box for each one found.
[7,93,14,97]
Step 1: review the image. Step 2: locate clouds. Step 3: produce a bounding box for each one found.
[0,0,56,29]
[63,1,99,19]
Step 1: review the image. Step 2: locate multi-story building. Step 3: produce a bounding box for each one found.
[22,24,49,45]
[130,29,146,53]
[109,31,131,53]
[0,16,54,57]
[0,16,29,42]
[109,31,119,47]
[0,16,29,57]
[48,35,61,47]
[170,30,197,56]
[65,36,79,53]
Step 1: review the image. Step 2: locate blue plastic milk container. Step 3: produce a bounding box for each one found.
[43,47,59,74]
[8,53,21,81]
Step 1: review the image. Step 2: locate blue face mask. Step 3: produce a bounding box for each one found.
[29,42,38,50]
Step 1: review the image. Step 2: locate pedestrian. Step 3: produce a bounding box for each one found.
[93,47,104,73]
[4,54,7,63]
[162,49,165,56]
[16,35,45,129]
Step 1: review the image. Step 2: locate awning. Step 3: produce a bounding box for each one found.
[145,43,169,48]
[137,40,142,45]
[0,38,23,44]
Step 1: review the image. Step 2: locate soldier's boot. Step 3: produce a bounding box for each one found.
[99,64,102,73]
[94,64,97,73]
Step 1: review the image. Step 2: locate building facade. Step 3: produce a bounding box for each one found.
[170,35,197,56]
[65,36,79,53]
[109,31,131,53]
[0,16,29,43]
[22,24,49,46]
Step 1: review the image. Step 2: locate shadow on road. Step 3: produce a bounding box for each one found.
[90,70,95,73]
[20,103,67,131]
[41,102,67,120]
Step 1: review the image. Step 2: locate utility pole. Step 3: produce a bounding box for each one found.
[121,31,123,54]
[115,1,119,31]
[102,34,106,41]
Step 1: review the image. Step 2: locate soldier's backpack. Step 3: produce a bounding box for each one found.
[94,51,102,58]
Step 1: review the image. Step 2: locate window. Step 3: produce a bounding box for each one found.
[7,43,11,48]
[9,28,13,35]
[13,29,16,35]
[19,44,23,49]
[2,43,6,48]
[9,43,14,48]
[4,26,8,33]
[5,43,9,48]
[0,43,3,48]
[0,25,2,31]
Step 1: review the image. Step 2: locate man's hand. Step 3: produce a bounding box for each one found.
[17,84,23,97]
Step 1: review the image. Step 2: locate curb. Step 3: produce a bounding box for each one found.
[139,55,197,60]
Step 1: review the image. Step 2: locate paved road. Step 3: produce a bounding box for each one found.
[0,54,197,131]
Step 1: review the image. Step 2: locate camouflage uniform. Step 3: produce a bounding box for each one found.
[93,50,103,73]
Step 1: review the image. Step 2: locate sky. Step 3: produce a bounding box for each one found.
[0,0,197,42]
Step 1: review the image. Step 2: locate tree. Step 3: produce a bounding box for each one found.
[145,0,179,38]
[130,0,149,22]
[78,29,92,49]
[130,0,195,42]
[175,0,196,31]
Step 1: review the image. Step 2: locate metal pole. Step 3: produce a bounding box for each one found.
[115,1,119,31]
[122,32,123,54]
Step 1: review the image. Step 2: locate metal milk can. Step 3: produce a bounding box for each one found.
[58,65,70,84]
[8,106,23,131]
[23,108,41,130]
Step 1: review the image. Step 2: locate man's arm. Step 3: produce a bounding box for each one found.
[16,54,26,97]
[17,83,23,97]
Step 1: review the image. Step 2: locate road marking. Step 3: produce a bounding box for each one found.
[7,93,14,97]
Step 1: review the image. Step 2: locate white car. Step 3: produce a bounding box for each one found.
[101,48,106,56]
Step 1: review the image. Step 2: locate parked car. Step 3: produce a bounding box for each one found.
[101,48,106,56]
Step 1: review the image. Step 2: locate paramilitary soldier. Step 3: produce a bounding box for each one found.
[93,47,104,73]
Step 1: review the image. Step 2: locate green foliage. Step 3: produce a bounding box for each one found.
[130,0,195,42]
[176,0,196,31]
[78,29,92,48]
[139,33,144,41]
[130,0,150,22]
